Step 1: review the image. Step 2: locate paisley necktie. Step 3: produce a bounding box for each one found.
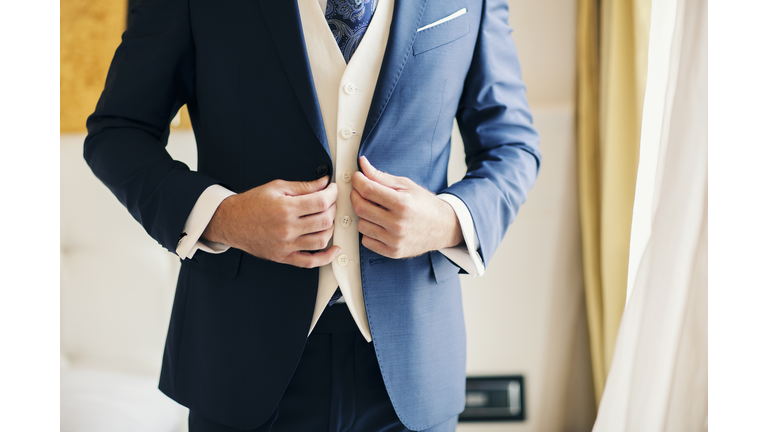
[325,0,378,63]
[328,287,343,306]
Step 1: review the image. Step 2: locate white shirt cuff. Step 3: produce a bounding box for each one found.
[175,185,236,259]
[437,193,485,277]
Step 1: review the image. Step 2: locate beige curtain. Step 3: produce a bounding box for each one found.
[592,0,708,428]
[576,0,651,405]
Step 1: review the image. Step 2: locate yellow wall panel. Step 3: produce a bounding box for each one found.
[61,0,192,132]
[61,0,126,132]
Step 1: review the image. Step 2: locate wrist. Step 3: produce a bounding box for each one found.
[202,194,237,246]
[439,198,464,249]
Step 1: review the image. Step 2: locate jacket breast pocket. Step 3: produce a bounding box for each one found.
[413,8,470,56]
[181,247,243,279]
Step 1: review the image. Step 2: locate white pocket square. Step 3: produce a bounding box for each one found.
[417,8,467,32]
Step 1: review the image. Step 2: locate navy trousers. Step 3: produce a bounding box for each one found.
[188,303,459,432]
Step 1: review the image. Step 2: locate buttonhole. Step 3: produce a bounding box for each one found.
[369,258,386,266]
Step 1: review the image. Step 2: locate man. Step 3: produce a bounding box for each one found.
[85,0,540,430]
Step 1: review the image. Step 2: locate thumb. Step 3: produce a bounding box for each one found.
[359,156,402,189]
[282,175,330,196]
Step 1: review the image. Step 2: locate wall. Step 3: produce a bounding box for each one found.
[60,0,192,132]
[60,0,124,132]
[456,0,596,431]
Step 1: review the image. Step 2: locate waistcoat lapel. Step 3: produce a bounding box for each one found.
[258,0,330,158]
[359,0,428,150]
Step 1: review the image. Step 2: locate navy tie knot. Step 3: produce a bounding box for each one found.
[325,0,378,63]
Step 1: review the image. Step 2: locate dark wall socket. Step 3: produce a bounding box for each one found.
[459,376,526,422]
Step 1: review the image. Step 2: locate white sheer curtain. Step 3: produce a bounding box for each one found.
[592,0,707,429]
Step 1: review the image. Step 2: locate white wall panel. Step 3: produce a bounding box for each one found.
[452,107,594,432]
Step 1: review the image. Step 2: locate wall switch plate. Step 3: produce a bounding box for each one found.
[458,376,525,422]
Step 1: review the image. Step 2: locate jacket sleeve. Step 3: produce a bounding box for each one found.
[84,0,219,254]
[441,0,542,266]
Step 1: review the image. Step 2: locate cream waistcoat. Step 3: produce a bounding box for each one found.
[299,0,395,342]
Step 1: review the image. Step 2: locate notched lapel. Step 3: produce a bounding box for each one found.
[360,0,428,151]
[257,0,330,158]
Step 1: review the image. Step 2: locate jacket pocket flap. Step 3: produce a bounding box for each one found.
[429,251,461,284]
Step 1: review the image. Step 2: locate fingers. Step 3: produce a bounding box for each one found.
[290,182,338,217]
[356,217,388,244]
[293,224,335,251]
[359,219,413,259]
[359,156,407,190]
[271,203,334,251]
[350,189,389,227]
[360,235,395,259]
[351,171,400,211]
[297,202,336,234]
[281,175,330,196]
[286,245,342,269]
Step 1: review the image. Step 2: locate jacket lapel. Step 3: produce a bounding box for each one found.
[360,0,428,149]
[257,0,330,158]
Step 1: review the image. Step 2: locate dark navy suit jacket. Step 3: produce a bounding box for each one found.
[85,0,541,429]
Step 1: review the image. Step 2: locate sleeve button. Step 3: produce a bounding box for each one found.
[315,164,330,177]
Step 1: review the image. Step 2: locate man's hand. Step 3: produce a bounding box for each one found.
[202,176,341,268]
[351,156,463,259]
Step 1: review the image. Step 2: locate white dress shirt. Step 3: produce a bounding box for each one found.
[176,0,484,341]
